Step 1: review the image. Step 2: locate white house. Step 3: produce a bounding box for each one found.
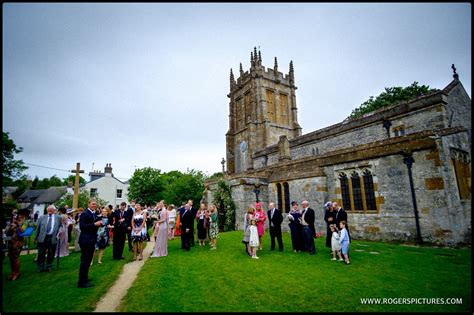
[81,163,129,207]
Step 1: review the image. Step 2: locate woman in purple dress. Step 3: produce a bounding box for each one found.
[150,206,168,258]
[55,207,70,258]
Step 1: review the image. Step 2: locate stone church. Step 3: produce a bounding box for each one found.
[204,48,471,246]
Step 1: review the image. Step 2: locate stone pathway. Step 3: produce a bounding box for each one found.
[93,239,155,312]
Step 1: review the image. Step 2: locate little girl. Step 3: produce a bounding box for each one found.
[339,221,350,264]
[330,224,343,261]
[248,216,260,259]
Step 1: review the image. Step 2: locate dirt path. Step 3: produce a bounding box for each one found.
[93,239,155,312]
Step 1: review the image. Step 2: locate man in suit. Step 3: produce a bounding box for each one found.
[77,198,103,288]
[34,204,62,272]
[267,202,284,251]
[126,200,136,252]
[188,200,197,247]
[333,202,351,241]
[180,203,193,251]
[112,202,128,260]
[300,200,316,255]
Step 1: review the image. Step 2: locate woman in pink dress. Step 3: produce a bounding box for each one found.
[254,202,267,250]
[150,205,168,258]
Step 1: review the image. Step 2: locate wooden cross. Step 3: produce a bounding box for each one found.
[70,162,84,210]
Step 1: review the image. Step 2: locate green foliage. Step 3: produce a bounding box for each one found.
[162,169,206,206]
[2,131,27,183]
[212,180,236,232]
[32,175,63,189]
[62,175,86,186]
[348,82,438,119]
[127,167,164,206]
[55,189,108,209]
[128,168,206,206]
[208,172,224,180]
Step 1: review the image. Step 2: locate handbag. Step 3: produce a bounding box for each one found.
[17,226,35,237]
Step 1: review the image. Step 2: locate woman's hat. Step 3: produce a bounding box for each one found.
[66,208,74,214]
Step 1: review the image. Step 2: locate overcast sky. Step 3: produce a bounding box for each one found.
[3,3,471,182]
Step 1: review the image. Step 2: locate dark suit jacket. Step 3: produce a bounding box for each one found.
[302,207,316,236]
[267,208,283,230]
[113,209,129,233]
[335,208,348,229]
[79,208,99,247]
[180,209,194,231]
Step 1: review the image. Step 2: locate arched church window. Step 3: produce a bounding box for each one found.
[283,182,290,213]
[276,183,283,212]
[363,169,377,210]
[339,173,351,211]
[351,171,363,210]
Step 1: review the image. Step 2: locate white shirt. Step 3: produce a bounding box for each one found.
[301,207,309,226]
[47,214,55,235]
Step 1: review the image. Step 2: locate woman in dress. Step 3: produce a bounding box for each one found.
[91,207,114,265]
[242,207,255,256]
[208,204,219,250]
[254,202,267,250]
[196,203,208,246]
[131,204,147,260]
[167,204,177,240]
[6,208,31,280]
[55,207,70,258]
[73,207,84,252]
[288,201,303,252]
[151,205,168,257]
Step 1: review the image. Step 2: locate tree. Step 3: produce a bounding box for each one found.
[62,175,86,186]
[162,169,206,206]
[55,189,107,210]
[34,175,63,189]
[127,167,165,206]
[2,132,27,186]
[348,82,438,119]
[212,180,236,232]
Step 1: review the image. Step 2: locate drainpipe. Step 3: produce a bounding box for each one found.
[402,151,423,244]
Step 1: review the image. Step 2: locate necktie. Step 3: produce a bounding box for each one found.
[47,215,52,234]
[272,209,274,219]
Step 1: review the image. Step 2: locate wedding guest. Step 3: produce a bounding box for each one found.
[112,202,128,260]
[248,215,260,259]
[91,207,113,265]
[180,203,193,251]
[208,204,219,250]
[77,199,103,288]
[324,201,335,249]
[150,205,168,258]
[196,203,208,246]
[6,208,31,280]
[267,202,283,251]
[339,221,351,265]
[288,201,303,252]
[131,204,147,261]
[242,207,255,256]
[167,204,177,240]
[35,205,61,273]
[73,207,84,252]
[55,207,70,258]
[254,202,266,250]
[301,200,316,255]
[330,224,343,261]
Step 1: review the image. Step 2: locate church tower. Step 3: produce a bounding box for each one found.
[226,47,302,174]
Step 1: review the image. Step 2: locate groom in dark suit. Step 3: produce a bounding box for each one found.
[77,198,103,288]
[267,202,284,251]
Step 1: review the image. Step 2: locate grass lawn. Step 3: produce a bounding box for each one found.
[2,230,471,312]
[119,231,471,312]
[2,239,139,312]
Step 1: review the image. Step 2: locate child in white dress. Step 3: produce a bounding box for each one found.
[330,224,343,261]
[248,216,260,259]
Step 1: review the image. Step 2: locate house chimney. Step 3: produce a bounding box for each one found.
[104,163,113,174]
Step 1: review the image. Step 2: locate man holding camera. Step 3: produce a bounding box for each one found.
[77,198,103,288]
